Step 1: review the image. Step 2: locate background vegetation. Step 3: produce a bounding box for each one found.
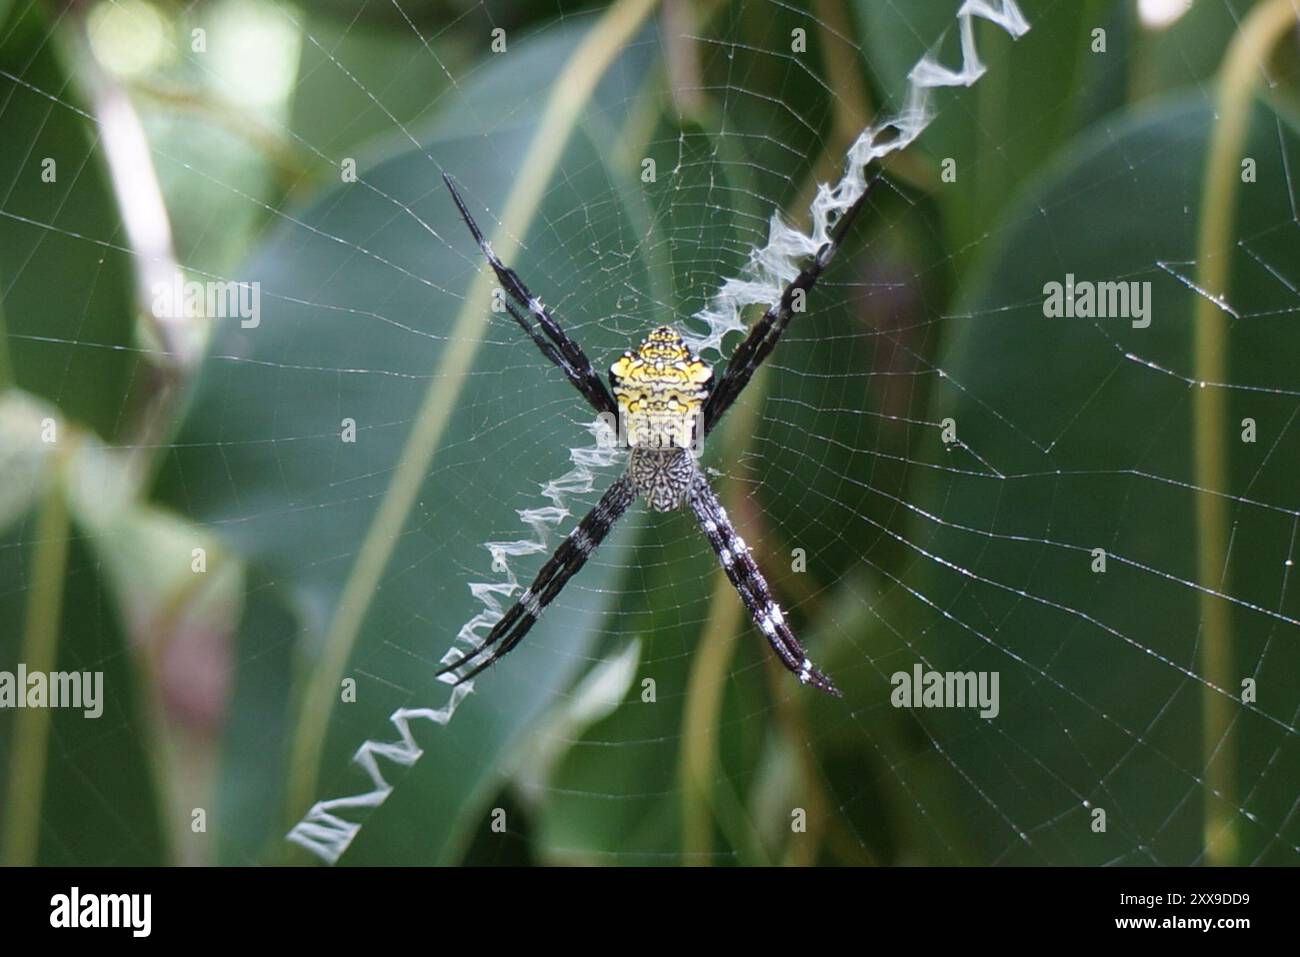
[1,0,1297,865]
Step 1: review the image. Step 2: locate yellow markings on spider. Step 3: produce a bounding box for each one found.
[609,325,712,449]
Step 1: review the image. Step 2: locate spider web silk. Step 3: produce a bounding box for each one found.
[5,0,1299,870]
[286,0,1031,865]
[686,0,1029,356]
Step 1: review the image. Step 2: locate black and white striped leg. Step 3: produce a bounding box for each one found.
[702,189,872,436]
[688,473,842,697]
[443,173,617,417]
[437,475,637,685]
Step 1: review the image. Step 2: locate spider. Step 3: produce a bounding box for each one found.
[437,172,868,697]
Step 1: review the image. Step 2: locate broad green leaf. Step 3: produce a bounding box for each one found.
[900,93,1300,863]
[852,0,1126,268]
[0,2,139,441]
[290,15,459,160]
[155,10,672,864]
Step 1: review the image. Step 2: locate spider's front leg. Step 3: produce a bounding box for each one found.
[443,173,617,417]
[702,187,872,436]
[687,472,842,697]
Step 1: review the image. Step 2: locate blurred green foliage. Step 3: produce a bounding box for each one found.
[0,0,1297,866]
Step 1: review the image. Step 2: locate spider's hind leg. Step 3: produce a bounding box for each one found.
[687,472,842,697]
[437,475,637,685]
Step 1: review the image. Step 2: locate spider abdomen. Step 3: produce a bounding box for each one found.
[628,447,696,511]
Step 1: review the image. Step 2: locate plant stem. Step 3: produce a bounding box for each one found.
[680,370,767,865]
[1,465,71,866]
[1192,0,1297,866]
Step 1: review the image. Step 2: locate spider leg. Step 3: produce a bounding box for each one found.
[702,187,872,436]
[437,475,637,685]
[687,472,842,697]
[443,172,617,417]
[503,299,575,381]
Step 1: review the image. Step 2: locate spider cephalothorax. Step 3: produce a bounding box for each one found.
[610,325,711,511]
[438,172,865,696]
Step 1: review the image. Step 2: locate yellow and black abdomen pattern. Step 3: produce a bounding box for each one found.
[609,325,712,450]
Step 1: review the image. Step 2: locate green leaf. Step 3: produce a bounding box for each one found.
[0,2,172,867]
[0,472,168,865]
[532,513,735,863]
[0,3,139,441]
[155,6,669,864]
[289,15,459,160]
[901,93,1300,863]
[852,0,1124,269]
